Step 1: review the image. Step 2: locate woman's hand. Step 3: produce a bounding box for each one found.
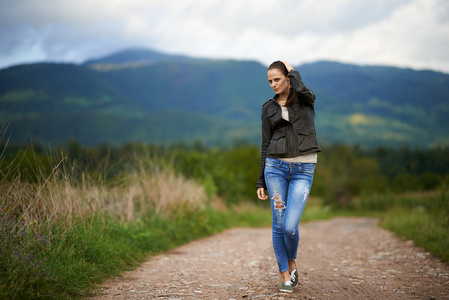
[257,188,269,200]
[281,61,294,72]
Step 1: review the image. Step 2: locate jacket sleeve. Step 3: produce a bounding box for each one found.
[289,70,316,106]
[256,104,272,189]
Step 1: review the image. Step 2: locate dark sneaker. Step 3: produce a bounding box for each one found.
[290,261,298,288]
[290,269,298,288]
[279,280,293,293]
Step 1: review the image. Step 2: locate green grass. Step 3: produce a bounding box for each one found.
[357,190,449,264]
[380,208,449,263]
[0,206,272,299]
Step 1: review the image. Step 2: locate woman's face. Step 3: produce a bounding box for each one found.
[267,68,290,96]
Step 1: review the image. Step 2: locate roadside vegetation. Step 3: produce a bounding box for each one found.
[1,131,448,298]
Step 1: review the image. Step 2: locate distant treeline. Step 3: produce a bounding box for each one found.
[2,140,448,207]
[314,144,449,209]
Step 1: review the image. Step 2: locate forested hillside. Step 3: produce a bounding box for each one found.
[1,49,448,147]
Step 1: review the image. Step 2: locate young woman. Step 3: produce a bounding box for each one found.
[256,61,321,293]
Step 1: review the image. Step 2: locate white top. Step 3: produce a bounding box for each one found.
[279,106,318,163]
[281,105,290,121]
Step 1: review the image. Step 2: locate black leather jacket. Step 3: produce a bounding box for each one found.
[256,69,321,189]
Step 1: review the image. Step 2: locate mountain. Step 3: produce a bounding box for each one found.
[299,61,449,146]
[1,49,448,148]
[83,48,196,71]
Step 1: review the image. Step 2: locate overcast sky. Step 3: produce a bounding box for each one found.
[1,0,448,72]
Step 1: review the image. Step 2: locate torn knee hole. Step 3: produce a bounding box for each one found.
[273,193,285,208]
[275,200,284,209]
[272,193,285,209]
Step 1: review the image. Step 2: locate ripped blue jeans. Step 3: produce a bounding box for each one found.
[264,157,315,273]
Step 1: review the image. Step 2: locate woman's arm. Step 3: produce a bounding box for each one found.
[283,61,316,105]
[256,104,271,190]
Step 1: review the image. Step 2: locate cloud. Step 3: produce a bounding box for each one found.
[0,0,448,72]
[338,0,449,70]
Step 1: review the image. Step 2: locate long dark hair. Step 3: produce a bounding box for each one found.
[268,61,295,107]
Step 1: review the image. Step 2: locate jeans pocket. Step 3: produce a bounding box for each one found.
[301,163,316,174]
[265,158,280,169]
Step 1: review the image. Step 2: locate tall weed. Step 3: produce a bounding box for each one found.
[0,143,215,298]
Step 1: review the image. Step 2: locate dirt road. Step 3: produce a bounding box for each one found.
[93,218,449,299]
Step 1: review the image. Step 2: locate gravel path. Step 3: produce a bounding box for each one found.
[92,217,449,299]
